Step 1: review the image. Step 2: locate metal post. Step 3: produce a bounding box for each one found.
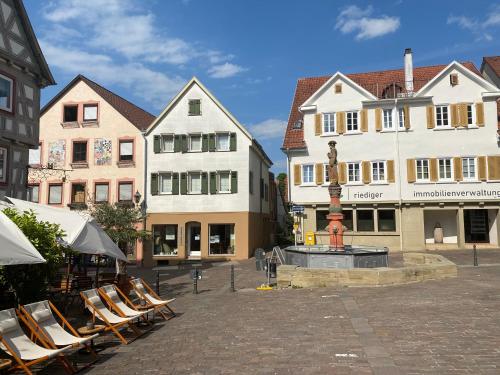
[193,269,198,294]
[230,265,235,292]
[156,270,160,295]
[266,258,271,286]
[473,244,478,266]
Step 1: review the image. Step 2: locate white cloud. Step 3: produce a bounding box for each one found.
[335,5,400,40]
[447,4,500,41]
[248,118,287,139]
[208,63,248,79]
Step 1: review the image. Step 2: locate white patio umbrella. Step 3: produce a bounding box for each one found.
[3,197,127,262]
[0,210,45,265]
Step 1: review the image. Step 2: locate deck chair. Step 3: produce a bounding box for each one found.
[20,300,99,365]
[129,278,176,320]
[0,308,74,375]
[80,289,141,345]
[98,284,153,323]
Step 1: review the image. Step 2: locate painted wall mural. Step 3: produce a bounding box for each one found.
[94,138,112,166]
[48,140,66,167]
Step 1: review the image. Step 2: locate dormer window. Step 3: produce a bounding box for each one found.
[334,83,342,94]
[293,119,303,129]
[188,99,201,116]
[83,104,98,122]
[64,105,78,122]
[450,74,459,86]
[0,73,13,113]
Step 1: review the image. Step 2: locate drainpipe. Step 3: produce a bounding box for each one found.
[395,98,404,252]
[286,149,291,205]
[141,131,148,267]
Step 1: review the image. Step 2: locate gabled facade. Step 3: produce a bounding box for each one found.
[30,75,154,262]
[0,0,55,200]
[283,50,500,251]
[144,77,273,264]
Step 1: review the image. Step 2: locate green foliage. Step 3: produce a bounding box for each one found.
[276,211,294,246]
[277,173,287,199]
[0,208,66,304]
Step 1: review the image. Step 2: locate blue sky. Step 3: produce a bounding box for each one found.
[25,0,500,174]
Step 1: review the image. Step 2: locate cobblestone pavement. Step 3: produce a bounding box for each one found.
[40,250,500,375]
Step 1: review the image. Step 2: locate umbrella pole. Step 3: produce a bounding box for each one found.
[65,255,71,293]
[95,256,100,288]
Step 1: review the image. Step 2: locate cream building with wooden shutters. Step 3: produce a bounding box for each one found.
[144,77,273,265]
[283,49,500,251]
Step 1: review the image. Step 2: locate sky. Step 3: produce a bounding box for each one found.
[24,0,500,174]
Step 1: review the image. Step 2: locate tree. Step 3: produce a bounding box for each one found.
[0,208,66,304]
[277,173,287,201]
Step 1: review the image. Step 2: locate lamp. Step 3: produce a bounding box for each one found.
[134,190,141,205]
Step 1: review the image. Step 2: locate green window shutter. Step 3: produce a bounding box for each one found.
[209,172,217,194]
[151,173,159,195]
[230,133,237,151]
[208,133,216,151]
[174,135,181,152]
[172,173,179,195]
[231,171,238,193]
[181,135,188,153]
[180,173,187,195]
[202,134,208,152]
[201,172,208,194]
[153,136,161,153]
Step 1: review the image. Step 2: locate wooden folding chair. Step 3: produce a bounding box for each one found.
[129,278,176,321]
[98,284,153,325]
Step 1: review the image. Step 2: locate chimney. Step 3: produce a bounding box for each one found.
[404,48,414,93]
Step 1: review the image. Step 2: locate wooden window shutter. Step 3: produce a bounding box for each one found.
[338,162,347,184]
[315,114,322,136]
[153,135,161,153]
[450,104,459,127]
[150,173,158,195]
[208,133,216,151]
[362,161,371,184]
[426,106,435,129]
[387,160,395,183]
[180,173,187,194]
[315,164,324,185]
[174,135,181,152]
[404,105,411,129]
[231,171,238,193]
[181,134,188,153]
[335,83,342,94]
[294,164,301,185]
[375,108,382,132]
[336,112,345,134]
[487,155,500,180]
[202,134,209,152]
[360,109,368,132]
[478,156,487,181]
[172,173,179,195]
[230,133,237,151]
[429,158,438,182]
[209,172,217,194]
[453,157,463,181]
[475,102,485,127]
[201,172,208,194]
[406,159,416,183]
[458,103,468,127]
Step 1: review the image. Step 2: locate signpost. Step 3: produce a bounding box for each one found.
[291,205,304,246]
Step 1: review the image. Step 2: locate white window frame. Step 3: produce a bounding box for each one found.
[347,162,361,184]
[159,172,173,195]
[48,184,63,205]
[94,183,109,203]
[0,146,7,183]
[323,163,330,185]
[188,171,202,194]
[161,134,174,153]
[217,171,231,193]
[216,132,230,151]
[323,113,336,134]
[119,140,134,162]
[346,111,359,133]
[416,159,430,182]
[397,108,405,130]
[383,109,394,130]
[371,160,386,183]
[301,164,314,185]
[83,103,98,122]
[188,133,202,152]
[438,158,453,182]
[465,103,474,127]
[435,105,450,128]
[118,182,133,202]
[0,73,14,113]
[462,157,477,181]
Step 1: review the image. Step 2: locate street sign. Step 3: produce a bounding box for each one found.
[292,205,304,213]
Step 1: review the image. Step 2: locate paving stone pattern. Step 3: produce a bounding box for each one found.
[41,250,500,374]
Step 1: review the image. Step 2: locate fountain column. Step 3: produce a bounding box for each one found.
[326,141,344,250]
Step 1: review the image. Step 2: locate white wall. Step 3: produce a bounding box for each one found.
[488,209,498,245]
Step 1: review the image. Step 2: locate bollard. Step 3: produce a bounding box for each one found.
[473,244,478,266]
[156,270,160,295]
[230,265,235,292]
[193,268,198,294]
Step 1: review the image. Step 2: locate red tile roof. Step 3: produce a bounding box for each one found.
[483,56,500,78]
[282,62,481,149]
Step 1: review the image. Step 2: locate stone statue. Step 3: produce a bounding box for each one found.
[327,140,338,185]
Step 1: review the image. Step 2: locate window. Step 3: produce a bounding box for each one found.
[188,134,202,152]
[218,171,231,193]
[249,171,254,194]
[0,147,6,183]
[260,178,264,198]
[302,164,314,184]
[357,210,374,232]
[346,111,358,132]
[72,141,87,163]
[209,224,235,255]
[63,105,78,122]
[216,133,230,151]
[29,146,41,166]
[161,134,174,152]
[188,99,201,116]
[27,184,39,203]
[372,161,386,182]
[0,73,13,112]
[48,184,63,204]
[323,113,335,134]
[383,109,393,130]
[159,173,173,194]
[438,158,452,181]
[416,159,429,181]
[436,105,449,127]
[188,172,201,194]
[343,210,353,231]
[153,224,178,256]
[119,140,134,162]
[347,162,361,183]
[118,182,133,202]
[316,210,329,231]
[71,183,86,204]
[95,183,109,203]
[378,210,396,232]
[264,183,269,201]
[465,104,473,126]
[293,120,303,129]
[324,163,330,184]
[398,108,405,129]
[462,157,476,180]
[83,104,98,122]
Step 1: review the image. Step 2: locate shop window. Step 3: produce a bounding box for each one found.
[71,183,86,204]
[83,104,98,122]
[357,210,374,231]
[188,99,201,116]
[209,224,235,255]
[153,224,178,256]
[119,140,134,162]
[27,184,39,202]
[343,210,353,231]
[316,210,329,231]
[378,210,396,232]
[118,182,133,202]
[63,105,78,122]
[0,146,6,183]
[0,73,13,112]
[48,184,63,204]
[72,141,87,163]
[94,183,109,203]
